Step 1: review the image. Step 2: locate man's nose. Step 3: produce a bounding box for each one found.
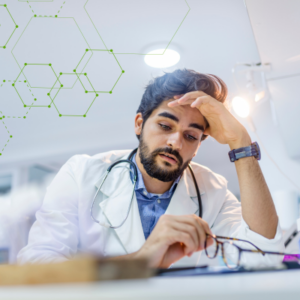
[167,132,183,151]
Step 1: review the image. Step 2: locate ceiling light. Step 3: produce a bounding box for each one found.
[144,49,180,68]
[255,90,265,102]
[232,96,250,118]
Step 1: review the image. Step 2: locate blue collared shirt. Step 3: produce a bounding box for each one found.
[130,154,180,239]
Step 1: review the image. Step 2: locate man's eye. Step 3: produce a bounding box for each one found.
[187,135,197,141]
[159,124,171,130]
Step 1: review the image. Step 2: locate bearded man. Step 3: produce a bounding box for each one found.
[18,69,283,268]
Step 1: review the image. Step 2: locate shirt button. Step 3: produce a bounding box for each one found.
[157,199,161,204]
[143,190,147,196]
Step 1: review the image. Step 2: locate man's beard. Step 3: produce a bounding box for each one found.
[138,132,191,182]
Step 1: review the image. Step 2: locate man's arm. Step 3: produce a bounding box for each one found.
[168,91,279,239]
[230,136,278,238]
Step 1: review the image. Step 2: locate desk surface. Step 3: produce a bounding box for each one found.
[0,269,299,300]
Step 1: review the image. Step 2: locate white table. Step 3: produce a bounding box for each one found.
[0,269,299,300]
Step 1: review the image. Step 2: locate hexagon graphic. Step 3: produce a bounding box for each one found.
[12,16,90,88]
[0,80,33,118]
[0,115,13,157]
[18,0,67,17]
[74,49,125,93]
[0,4,19,49]
[13,63,61,108]
[84,0,190,54]
[49,73,98,117]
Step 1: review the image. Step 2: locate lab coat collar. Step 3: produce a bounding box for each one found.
[95,153,131,197]
[165,167,201,216]
[96,153,145,254]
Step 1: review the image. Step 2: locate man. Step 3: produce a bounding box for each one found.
[18,69,283,268]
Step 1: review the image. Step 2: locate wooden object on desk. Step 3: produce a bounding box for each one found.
[0,256,153,286]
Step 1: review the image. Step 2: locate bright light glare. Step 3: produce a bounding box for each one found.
[255,90,265,102]
[232,97,250,118]
[144,49,180,68]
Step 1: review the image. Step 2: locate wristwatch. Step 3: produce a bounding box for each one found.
[228,142,261,162]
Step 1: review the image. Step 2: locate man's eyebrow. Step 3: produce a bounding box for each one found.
[158,112,179,122]
[158,111,205,131]
[189,123,205,131]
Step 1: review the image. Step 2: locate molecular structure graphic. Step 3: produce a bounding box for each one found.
[0,0,191,157]
[0,4,18,49]
[0,113,13,157]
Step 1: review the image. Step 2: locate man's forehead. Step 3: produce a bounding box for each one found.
[155,99,205,123]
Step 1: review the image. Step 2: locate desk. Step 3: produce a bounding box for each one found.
[0,269,299,300]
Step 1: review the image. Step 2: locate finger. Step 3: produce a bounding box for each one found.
[203,126,211,136]
[190,96,212,108]
[168,97,195,107]
[173,94,184,99]
[169,222,199,254]
[169,230,197,256]
[197,219,213,250]
[172,215,209,251]
[168,99,180,107]
[158,216,198,255]
[198,218,212,235]
[205,235,215,248]
[185,216,212,250]
[195,220,207,250]
[177,91,207,104]
[171,92,202,103]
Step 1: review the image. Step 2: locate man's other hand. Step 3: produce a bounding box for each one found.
[135,214,213,268]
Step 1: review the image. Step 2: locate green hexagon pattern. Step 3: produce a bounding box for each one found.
[0,4,18,49]
[0,115,13,157]
[48,72,98,117]
[74,49,125,93]
[11,16,90,88]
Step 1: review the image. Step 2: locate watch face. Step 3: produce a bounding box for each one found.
[228,151,236,162]
[252,142,261,160]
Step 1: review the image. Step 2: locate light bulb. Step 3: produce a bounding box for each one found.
[232,96,250,118]
[144,49,180,68]
[255,90,265,102]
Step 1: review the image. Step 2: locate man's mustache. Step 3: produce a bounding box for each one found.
[152,147,183,165]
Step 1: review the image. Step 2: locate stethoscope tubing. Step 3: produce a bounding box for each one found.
[90,148,203,228]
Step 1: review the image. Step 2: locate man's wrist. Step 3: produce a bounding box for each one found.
[228,132,252,150]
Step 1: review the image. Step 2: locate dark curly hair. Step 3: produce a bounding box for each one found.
[136,69,228,141]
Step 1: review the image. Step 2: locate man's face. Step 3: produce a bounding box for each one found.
[135,99,207,182]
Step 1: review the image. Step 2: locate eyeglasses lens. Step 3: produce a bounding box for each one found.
[223,242,240,269]
[205,236,218,258]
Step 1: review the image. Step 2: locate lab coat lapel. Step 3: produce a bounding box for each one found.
[98,159,145,254]
[165,168,201,216]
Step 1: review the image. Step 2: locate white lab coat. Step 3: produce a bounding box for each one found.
[18,150,284,267]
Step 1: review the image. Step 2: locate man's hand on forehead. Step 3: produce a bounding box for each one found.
[168,91,251,148]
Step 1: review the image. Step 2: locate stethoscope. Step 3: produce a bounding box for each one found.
[90,148,203,229]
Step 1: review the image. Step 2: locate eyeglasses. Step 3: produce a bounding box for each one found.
[204,234,300,270]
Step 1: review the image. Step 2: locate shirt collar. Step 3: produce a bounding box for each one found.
[130,153,181,199]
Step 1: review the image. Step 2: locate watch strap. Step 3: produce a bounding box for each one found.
[228,142,261,162]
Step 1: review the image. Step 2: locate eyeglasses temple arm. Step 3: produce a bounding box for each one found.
[214,235,263,252]
[240,249,300,259]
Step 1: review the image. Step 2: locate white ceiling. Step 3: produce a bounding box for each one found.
[246,0,300,160]
[246,0,300,80]
[0,0,263,196]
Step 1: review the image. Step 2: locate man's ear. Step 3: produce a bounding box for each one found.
[134,113,143,136]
